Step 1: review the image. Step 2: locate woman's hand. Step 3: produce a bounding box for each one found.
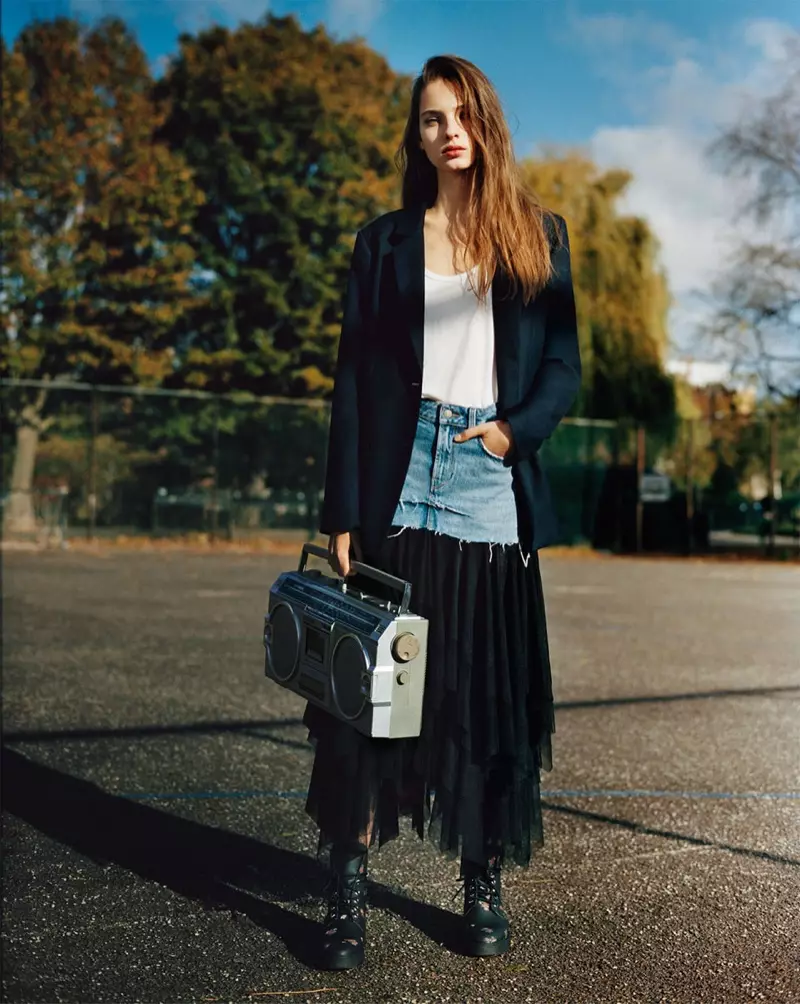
[454,419,515,459]
[328,529,364,578]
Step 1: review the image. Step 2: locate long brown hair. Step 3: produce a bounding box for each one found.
[394,54,562,306]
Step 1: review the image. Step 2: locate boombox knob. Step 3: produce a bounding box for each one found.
[391,632,420,663]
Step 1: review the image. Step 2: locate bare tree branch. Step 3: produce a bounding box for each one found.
[700,30,800,400]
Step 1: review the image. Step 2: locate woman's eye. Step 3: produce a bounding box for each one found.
[422,113,467,126]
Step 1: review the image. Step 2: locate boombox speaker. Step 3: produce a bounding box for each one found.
[263,543,429,738]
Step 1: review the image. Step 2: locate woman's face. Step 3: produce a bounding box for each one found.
[418,78,474,172]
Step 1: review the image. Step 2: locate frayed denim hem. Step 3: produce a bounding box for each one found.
[386,520,532,568]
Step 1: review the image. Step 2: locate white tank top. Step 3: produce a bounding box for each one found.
[420,265,498,409]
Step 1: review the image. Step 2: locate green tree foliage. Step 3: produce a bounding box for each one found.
[155,13,409,397]
[1,17,203,530]
[3,12,690,533]
[522,152,675,429]
[2,17,202,385]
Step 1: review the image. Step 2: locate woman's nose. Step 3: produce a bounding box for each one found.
[446,117,464,139]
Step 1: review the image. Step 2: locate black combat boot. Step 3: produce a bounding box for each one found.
[455,852,510,956]
[318,843,369,970]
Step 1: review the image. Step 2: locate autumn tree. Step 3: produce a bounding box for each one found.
[522,151,675,428]
[154,13,409,398]
[1,17,203,531]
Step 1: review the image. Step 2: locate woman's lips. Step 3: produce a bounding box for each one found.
[444,148,465,157]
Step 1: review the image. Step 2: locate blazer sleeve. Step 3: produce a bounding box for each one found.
[318,228,372,536]
[499,214,582,463]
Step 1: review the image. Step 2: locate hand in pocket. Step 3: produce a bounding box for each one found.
[453,419,514,459]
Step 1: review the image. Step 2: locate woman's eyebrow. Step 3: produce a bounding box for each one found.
[421,105,463,115]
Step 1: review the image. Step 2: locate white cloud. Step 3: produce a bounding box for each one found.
[325,0,384,36]
[590,123,749,293]
[566,10,698,64]
[162,0,268,32]
[561,12,797,365]
[742,17,796,63]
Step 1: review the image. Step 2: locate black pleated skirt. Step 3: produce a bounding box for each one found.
[302,524,555,872]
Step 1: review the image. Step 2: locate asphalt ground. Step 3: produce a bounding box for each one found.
[2,545,799,1004]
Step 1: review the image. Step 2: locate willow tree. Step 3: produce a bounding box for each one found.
[522,152,675,428]
[155,13,409,398]
[1,18,202,532]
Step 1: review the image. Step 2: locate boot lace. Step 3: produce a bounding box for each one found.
[323,867,367,927]
[452,866,501,913]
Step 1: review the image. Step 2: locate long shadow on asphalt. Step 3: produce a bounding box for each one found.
[1,748,321,965]
[2,717,308,746]
[5,685,798,747]
[543,803,800,868]
[1,748,465,964]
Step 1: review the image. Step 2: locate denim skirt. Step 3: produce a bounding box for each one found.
[303,396,555,874]
[388,397,530,557]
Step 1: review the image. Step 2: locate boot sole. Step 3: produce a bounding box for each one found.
[462,934,510,957]
[319,951,365,970]
[318,938,367,970]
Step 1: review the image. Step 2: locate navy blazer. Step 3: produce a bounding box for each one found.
[319,199,582,558]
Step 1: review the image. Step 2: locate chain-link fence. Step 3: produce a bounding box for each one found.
[3,380,799,557]
[1,382,329,542]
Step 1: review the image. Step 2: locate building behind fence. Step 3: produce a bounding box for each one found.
[2,380,799,557]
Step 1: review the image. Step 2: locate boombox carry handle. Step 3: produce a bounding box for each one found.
[299,542,412,614]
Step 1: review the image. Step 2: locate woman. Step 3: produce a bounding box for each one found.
[303,53,581,969]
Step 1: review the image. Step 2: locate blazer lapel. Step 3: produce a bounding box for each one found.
[390,201,522,410]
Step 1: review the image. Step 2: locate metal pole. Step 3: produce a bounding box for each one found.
[768,412,777,556]
[635,423,645,553]
[581,420,596,544]
[685,418,694,555]
[87,391,99,540]
[210,399,220,542]
[612,420,622,553]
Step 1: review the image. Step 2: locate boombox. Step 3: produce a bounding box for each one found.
[263,543,429,738]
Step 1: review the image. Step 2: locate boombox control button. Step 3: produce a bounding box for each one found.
[391,632,420,663]
[396,670,409,686]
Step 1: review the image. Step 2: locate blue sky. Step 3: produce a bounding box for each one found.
[4,0,799,368]
[5,0,797,151]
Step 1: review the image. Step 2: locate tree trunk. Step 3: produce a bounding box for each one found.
[3,397,47,535]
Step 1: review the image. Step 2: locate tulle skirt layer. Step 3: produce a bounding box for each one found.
[302,524,555,871]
